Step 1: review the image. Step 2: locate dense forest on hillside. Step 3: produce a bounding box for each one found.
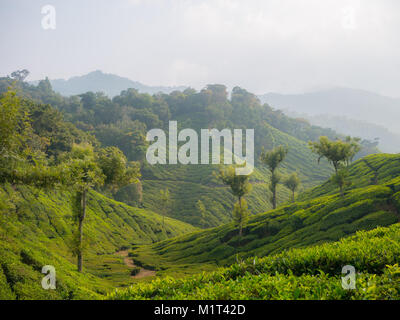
[0,75,378,228]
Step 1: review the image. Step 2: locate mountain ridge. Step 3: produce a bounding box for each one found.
[30,70,187,97]
[258,87,400,136]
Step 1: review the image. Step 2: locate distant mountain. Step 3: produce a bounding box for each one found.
[284,111,400,154]
[259,87,400,135]
[31,70,187,97]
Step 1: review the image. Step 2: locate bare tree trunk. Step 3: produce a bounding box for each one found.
[339,185,344,198]
[272,187,277,209]
[77,189,86,273]
[238,196,242,245]
[163,212,165,229]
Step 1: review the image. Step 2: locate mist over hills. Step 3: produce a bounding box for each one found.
[31,70,187,97]
[259,87,400,134]
[284,112,400,154]
[259,87,400,153]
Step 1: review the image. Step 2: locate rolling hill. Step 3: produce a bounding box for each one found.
[108,223,400,300]
[137,122,333,228]
[0,185,196,299]
[0,77,341,229]
[126,154,400,276]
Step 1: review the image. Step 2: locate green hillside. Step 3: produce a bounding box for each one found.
[127,154,400,276]
[0,185,196,299]
[138,122,333,228]
[0,79,353,228]
[108,223,400,300]
[300,153,400,200]
[0,77,394,301]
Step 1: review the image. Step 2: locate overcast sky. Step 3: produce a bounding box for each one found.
[1,0,400,96]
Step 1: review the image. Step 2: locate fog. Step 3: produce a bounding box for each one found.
[1,0,400,96]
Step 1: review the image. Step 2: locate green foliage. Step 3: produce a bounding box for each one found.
[97,146,140,194]
[232,198,250,238]
[0,185,197,299]
[330,169,351,197]
[284,172,301,202]
[300,153,400,200]
[195,200,207,219]
[159,188,171,227]
[309,136,361,173]
[0,78,343,228]
[127,155,400,275]
[260,145,288,173]
[108,224,400,300]
[217,166,252,200]
[0,89,29,159]
[260,146,288,209]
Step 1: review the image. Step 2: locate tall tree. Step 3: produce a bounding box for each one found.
[217,166,252,242]
[232,198,250,239]
[331,169,351,197]
[260,146,288,209]
[64,144,104,272]
[284,172,301,203]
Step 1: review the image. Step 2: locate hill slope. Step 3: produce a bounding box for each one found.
[128,154,400,276]
[1,78,338,228]
[0,185,196,299]
[109,223,400,300]
[138,122,333,228]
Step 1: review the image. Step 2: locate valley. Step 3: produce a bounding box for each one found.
[0,74,398,300]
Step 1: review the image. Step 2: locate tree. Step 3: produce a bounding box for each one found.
[331,169,351,197]
[284,173,301,202]
[260,146,288,209]
[217,166,252,242]
[0,89,62,186]
[308,136,361,174]
[10,69,30,82]
[63,143,105,272]
[309,136,360,198]
[160,188,171,228]
[232,198,249,238]
[0,89,30,166]
[218,166,252,207]
[96,146,140,195]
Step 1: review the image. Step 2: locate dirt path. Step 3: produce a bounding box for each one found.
[116,250,156,279]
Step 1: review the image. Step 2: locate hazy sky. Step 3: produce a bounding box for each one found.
[1,0,400,96]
